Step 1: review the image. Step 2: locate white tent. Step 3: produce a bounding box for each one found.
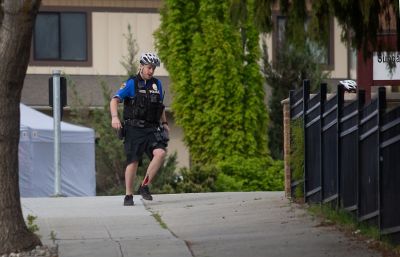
[19,103,96,197]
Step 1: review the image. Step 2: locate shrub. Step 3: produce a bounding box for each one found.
[215,156,284,192]
[171,164,219,193]
[290,118,304,199]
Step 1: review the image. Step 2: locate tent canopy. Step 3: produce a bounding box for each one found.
[19,104,96,197]
[20,103,94,143]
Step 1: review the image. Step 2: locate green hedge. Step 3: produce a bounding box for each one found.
[215,156,284,191]
[290,118,304,199]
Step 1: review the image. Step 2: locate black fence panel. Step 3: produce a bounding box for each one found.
[304,81,325,203]
[338,89,365,212]
[321,84,338,204]
[380,105,400,242]
[289,80,400,240]
[358,88,385,225]
[290,87,305,120]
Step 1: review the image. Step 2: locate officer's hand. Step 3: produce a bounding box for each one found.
[111,116,122,129]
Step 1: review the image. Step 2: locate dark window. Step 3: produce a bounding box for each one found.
[34,12,87,61]
[276,16,286,52]
[274,15,333,67]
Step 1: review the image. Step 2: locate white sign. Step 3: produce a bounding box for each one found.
[373,52,400,80]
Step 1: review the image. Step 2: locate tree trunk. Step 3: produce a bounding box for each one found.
[0,0,42,254]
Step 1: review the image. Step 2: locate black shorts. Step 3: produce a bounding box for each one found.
[124,126,167,165]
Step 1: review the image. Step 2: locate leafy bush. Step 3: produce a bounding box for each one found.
[156,0,269,166]
[290,118,304,199]
[171,164,219,193]
[215,156,284,191]
[163,156,284,193]
[215,172,243,192]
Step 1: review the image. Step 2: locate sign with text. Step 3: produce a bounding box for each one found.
[373,52,400,80]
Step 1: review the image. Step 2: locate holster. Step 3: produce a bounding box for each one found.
[117,124,126,140]
[154,125,169,143]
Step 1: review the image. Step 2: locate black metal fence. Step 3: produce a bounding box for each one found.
[289,80,400,242]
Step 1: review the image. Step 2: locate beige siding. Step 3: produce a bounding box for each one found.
[330,18,348,78]
[28,12,168,76]
[167,116,190,168]
[42,0,162,8]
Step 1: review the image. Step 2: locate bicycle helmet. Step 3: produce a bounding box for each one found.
[140,52,161,67]
[339,80,357,93]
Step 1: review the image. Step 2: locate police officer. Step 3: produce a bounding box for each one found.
[110,52,169,206]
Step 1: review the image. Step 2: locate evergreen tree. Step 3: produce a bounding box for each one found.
[252,0,399,55]
[155,0,199,147]
[120,23,139,78]
[263,42,329,159]
[155,0,269,165]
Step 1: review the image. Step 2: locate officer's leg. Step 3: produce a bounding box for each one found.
[125,161,139,195]
[143,148,166,185]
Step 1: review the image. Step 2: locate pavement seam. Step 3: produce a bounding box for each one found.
[105,226,124,257]
[142,200,195,257]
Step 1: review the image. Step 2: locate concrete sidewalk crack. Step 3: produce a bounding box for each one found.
[143,201,195,257]
[105,227,124,257]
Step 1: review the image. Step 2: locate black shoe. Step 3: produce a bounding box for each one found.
[138,185,153,201]
[123,194,134,206]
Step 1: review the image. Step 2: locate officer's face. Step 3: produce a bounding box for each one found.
[141,64,156,80]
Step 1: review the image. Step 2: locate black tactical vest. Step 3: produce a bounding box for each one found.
[123,76,165,124]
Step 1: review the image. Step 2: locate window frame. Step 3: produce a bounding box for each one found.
[30,7,92,67]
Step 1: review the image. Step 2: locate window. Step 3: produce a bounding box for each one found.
[276,16,286,53]
[273,15,333,68]
[33,12,88,62]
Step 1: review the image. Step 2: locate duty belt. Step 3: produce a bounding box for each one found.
[124,119,159,128]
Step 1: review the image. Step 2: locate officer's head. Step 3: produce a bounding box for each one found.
[139,52,160,80]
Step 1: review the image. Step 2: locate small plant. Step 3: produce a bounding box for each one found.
[308,204,392,248]
[26,214,39,234]
[151,213,168,229]
[49,230,57,244]
[309,204,356,229]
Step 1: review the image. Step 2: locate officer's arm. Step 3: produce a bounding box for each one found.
[110,97,122,129]
[161,110,169,132]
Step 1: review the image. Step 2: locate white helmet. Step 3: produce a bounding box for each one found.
[140,52,161,67]
[339,80,357,93]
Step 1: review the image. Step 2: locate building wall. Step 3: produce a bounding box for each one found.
[330,19,349,79]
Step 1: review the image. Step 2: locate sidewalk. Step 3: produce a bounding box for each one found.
[21,196,192,257]
[22,192,381,257]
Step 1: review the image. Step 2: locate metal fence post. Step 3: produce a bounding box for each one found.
[52,70,62,196]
